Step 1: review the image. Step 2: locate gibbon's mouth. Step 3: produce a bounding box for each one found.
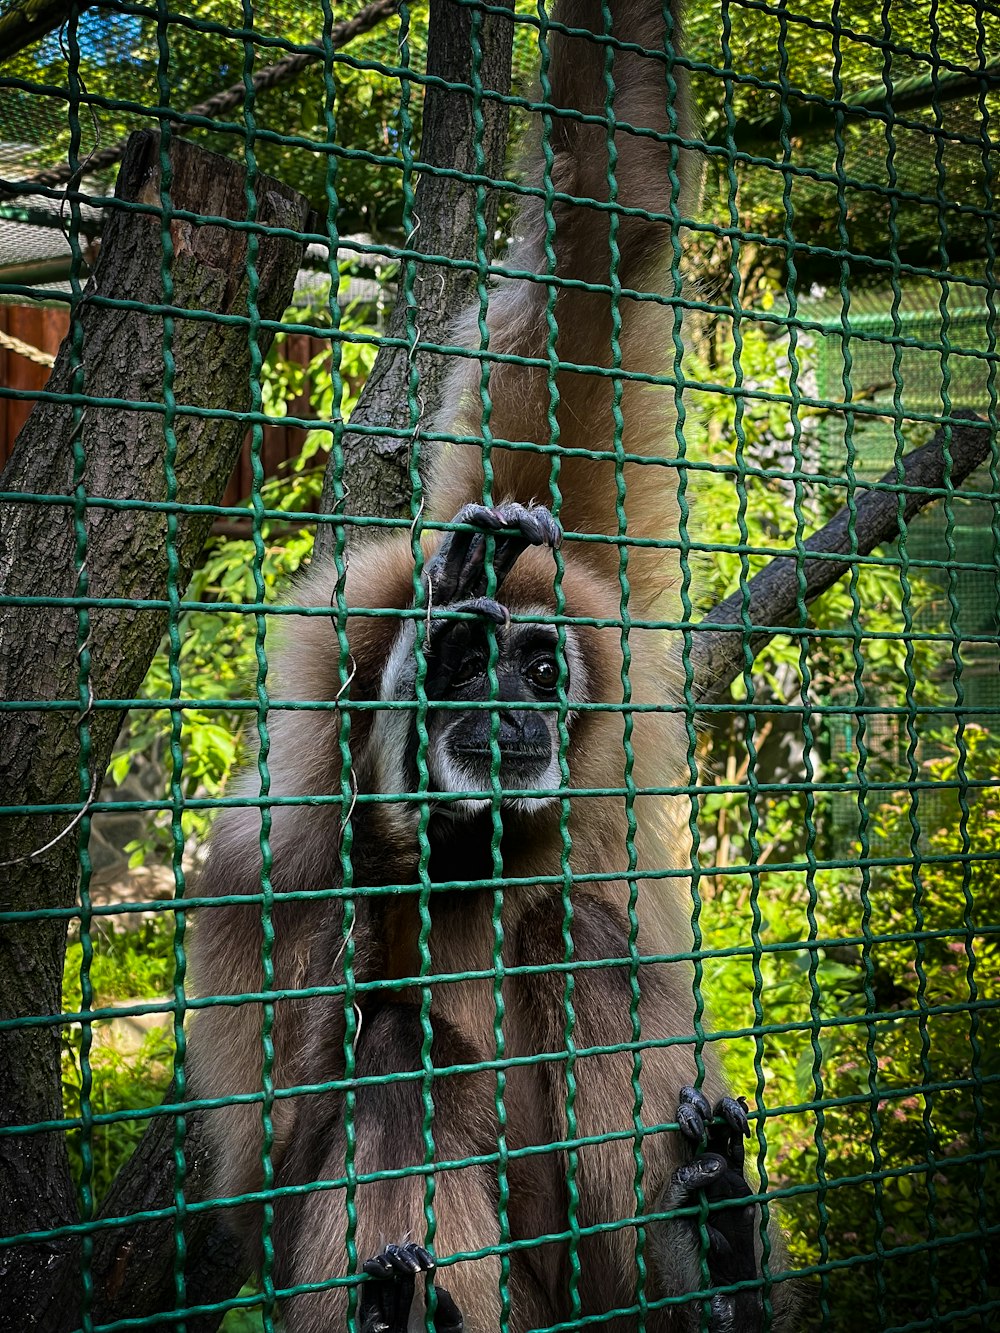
[452,744,553,788]
[454,743,550,766]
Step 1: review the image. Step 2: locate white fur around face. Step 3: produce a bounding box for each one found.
[424,740,564,821]
[369,619,419,799]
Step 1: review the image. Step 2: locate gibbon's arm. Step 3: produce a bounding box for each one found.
[428,0,696,611]
[187,535,421,1240]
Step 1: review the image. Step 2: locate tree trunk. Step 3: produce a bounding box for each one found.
[314,0,516,556]
[46,1091,248,1333]
[0,129,308,1327]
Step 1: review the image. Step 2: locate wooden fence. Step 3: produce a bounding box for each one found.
[0,304,326,511]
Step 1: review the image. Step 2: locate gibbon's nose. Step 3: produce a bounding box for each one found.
[497,709,549,757]
[454,709,551,765]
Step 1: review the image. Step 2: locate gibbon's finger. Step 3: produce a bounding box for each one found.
[424,501,516,604]
[360,1256,417,1333]
[424,598,510,696]
[664,1153,759,1287]
[677,1084,713,1145]
[478,502,562,550]
[708,1096,751,1171]
[429,502,561,603]
[449,596,509,627]
[401,1242,436,1272]
[449,500,560,547]
[670,1152,729,1200]
[470,503,561,596]
[429,1283,465,1333]
[436,504,512,599]
[384,1242,430,1275]
[424,524,482,605]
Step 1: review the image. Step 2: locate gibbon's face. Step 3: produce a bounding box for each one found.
[373,611,588,819]
[425,619,565,816]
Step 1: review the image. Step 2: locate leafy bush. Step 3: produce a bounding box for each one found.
[61,919,176,1206]
[685,326,999,1321]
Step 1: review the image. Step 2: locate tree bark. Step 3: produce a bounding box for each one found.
[682,410,994,706]
[0,129,308,1327]
[46,1090,248,1333]
[314,0,516,557]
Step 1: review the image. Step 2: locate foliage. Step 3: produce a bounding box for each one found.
[61,919,176,1207]
[10,0,995,287]
[685,326,1000,1321]
[220,1290,270,1333]
[698,726,1000,1322]
[6,1,429,233]
[685,321,946,896]
[682,0,1000,292]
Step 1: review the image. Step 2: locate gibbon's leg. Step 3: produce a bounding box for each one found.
[272,1005,505,1333]
[424,502,561,606]
[659,1086,765,1333]
[505,895,783,1332]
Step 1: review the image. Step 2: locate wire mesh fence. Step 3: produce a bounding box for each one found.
[0,1,998,1331]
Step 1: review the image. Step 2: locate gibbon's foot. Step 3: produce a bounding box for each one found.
[671,1086,763,1332]
[427,502,561,606]
[358,1242,464,1333]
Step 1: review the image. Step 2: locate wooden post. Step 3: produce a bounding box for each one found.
[314,0,517,556]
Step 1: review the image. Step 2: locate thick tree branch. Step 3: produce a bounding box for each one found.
[683,409,994,706]
[47,1090,248,1333]
[0,0,91,63]
[314,0,517,555]
[0,130,308,1328]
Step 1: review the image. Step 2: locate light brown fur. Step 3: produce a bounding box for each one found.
[188,4,790,1329]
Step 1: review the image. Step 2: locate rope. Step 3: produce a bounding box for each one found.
[0,325,56,367]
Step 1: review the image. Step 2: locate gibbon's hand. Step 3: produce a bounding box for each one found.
[358,1243,464,1333]
[426,502,561,606]
[421,503,562,700]
[666,1086,765,1333]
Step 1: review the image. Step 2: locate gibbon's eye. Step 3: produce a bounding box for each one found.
[526,656,560,691]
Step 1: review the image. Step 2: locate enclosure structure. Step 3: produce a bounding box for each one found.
[1,2,999,1332]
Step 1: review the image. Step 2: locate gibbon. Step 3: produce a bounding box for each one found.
[188,1,794,1330]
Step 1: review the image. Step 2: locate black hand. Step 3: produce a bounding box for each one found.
[678,1086,750,1174]
[425,502,561,606]
[358,1242,465,1333]
[359,1242,429,1333]
[430,1283,464,1333]
[673,1086,762,1331]
[423,596,507,699]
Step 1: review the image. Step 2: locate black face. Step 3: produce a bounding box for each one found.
[421,621,567,811]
